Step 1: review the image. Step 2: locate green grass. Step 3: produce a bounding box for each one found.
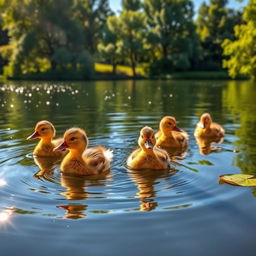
[95,63,145,77]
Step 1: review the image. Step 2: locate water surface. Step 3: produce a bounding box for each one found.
[0,80,256,256]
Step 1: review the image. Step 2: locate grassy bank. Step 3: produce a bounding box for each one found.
[0,63,248,81]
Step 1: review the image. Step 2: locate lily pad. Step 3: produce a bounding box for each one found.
[219,174,256,186]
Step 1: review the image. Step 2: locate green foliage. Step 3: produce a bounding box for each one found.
[196,0,242,70]
[222,0,256,79]
[143,0,201,75]
[122,0,141,10]
[0,0,97,79]
[97,16,123,74]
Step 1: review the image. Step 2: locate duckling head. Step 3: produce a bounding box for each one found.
[139,126,156,151]
[27,120,56,141]
[159,116,182,136]
[199,113,212,129]
[54,128,88,153]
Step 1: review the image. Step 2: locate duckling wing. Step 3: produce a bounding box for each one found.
[83,146,113,173]
[127,148,141,166]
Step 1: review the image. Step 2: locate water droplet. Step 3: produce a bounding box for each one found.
[46,101,50,105]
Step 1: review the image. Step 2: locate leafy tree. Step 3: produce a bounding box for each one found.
[196,0,242,70]
[97,16,123,75]
[222,0,256,79]
[118,10,146,76]
[74,0,112,54]
[0,0,94,78]
[143,0,200,74]
[122,0,141,10]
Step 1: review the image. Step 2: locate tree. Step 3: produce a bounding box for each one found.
[0,0,94,78]
[222,0,256,79]
[122,0,141,11]
[143,0,200,74]
[196,0,242,70]
[74,0,112,54]
[118,10,146,76]
[97,16,123,75]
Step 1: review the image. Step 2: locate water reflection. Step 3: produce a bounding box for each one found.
[195,136,224,155]
[33,156,60,179]
[223,81,256,175]
[128,169,176,211]
[58,173,111,219]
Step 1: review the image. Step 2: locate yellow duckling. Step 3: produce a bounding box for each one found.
[27,120,66,157]
[155,116,188,148]
[194,113,225,138]
[127,126,171,170]
[54,128,113,176]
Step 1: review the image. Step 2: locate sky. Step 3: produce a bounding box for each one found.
[109,0,249,14]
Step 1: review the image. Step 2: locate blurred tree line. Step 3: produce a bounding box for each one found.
[0,0,254,80]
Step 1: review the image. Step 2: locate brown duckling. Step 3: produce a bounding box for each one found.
[194,113,225,138]
[155,116,188,149]
[27,120,66,157]
[127,126,171,170]
[54,128,113,176]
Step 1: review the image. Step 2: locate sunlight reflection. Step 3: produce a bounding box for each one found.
[0,209,13,223]
[0,179,7,186]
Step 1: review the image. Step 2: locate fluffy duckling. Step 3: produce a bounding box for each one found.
[155,116,188,148]
[127,126,171,170]
[27,120,66,157]
[54,128,113,176]
[194,113,225,138]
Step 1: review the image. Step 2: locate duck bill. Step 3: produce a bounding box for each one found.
[54,142,68,151]
[145,140,153,149]
[173,126,183,132]
[26,131,40,140]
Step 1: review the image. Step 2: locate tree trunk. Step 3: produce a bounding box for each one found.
[130,53,137,77]
[112,62,117,75]
[162,44,168,59]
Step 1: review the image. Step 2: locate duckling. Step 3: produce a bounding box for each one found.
[127,126,171,170]
[194,113,225,138]
[27,120,66,157]
[54,128,113,176]
[155,116,188,149]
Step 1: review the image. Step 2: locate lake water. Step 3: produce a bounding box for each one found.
[0,80,256,256]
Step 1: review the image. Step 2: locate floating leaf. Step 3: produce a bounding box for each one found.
[219,174,256,186]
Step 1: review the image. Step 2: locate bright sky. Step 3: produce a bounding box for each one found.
[109,0,248,13]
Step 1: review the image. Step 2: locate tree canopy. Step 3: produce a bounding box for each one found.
[0,0,251,79]
[222,0,256,79]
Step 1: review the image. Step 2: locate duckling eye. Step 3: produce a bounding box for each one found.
[41,128,46,131]
[141,135,144,139]
[168,122,172,125]
[70,137,76,141]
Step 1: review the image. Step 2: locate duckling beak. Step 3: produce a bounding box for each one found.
[145,140,153,149]
[173,126,183,132]
[54,142,68,151]
[26,131,40,140]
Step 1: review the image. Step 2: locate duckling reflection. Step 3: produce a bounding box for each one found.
[195,136,224,155]
[33,156,60,179]
[58,172,111,219]
[57,204,87,219]
[128,169,174,212]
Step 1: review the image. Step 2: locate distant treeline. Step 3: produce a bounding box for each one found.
[0,0,255,80]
